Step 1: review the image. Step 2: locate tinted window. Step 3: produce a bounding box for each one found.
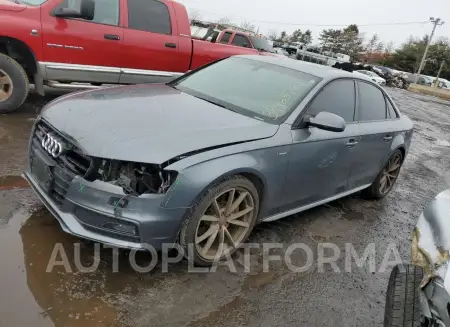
[232,35,251,48]
[386,98,398,119]
[306,79,356,122]
[59,0,119,25]
[358,82,387,121]
[220,32,232,44]
[128,0,171,35]
[172,57,321,124]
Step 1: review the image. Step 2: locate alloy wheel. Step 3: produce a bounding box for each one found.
[379,153,402,195]
[0,69,13,102]
[195,187,255,261]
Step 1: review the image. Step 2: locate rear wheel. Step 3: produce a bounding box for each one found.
[384,264,423,327]
[179,175,260,267]
[365,149,403,199]
[0,53,29,114]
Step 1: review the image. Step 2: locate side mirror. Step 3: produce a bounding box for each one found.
[306,111,346,132]
[54,0,95,20]
[80,0,95,20]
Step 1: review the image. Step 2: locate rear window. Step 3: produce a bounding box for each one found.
[358,82,387,121]
[171,57,321,124]
[220,32,232,44]
[127,0,172,35]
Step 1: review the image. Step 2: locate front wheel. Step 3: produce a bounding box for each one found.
[0,53,29,114]
[179,175,260,267]
[384,264,423,327]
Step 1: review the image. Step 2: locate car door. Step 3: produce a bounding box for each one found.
[280,79,361,212]
[348,81,397,189]
[41,0,123,83]
[119,0,189,84]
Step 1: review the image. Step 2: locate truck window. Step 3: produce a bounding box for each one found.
[231,35,251,48]
[220,32,232,44]
[127,0,172,35]
[58,0,119,26]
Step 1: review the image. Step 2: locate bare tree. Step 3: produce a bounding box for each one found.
[240,20,256,32]
[188,9,202,22]
[268,29,279,41]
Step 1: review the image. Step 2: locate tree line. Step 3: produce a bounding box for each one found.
[189,10,450,80]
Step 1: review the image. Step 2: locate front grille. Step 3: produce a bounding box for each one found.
[31,120,91,205]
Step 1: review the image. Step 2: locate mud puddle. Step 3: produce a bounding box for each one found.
[0,175,30,191]
[0,207,150,327]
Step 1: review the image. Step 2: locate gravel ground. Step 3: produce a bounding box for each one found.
[0,88,449,327]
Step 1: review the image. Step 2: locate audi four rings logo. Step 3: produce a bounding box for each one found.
[41,133,63,158]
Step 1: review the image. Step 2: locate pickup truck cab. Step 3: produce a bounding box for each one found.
[0,0,273,113]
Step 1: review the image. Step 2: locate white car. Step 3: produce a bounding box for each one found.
[355,70,386,85]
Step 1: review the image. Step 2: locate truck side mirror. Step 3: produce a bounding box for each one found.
[54,0,95,20]
[80,0,95,21]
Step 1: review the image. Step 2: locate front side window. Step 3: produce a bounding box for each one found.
[231,35,252,48]
[306,79,356,122]
[358,81,387,121]
[127,0,172,35]
[57,0,120,25]
[171,57,321,124]
[220,32,232,44]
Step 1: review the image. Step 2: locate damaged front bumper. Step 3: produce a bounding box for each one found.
[413,190,450,326]
[23,171,186,250]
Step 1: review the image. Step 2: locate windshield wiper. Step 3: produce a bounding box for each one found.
[8,0,22,4]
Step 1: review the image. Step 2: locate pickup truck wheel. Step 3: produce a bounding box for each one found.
[0,53,29,114]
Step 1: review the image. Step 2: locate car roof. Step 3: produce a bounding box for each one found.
[236,55,357,80]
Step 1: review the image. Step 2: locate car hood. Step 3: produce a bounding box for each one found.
[40,84,278,164]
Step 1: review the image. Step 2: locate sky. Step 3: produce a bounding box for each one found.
[178,0,449,48]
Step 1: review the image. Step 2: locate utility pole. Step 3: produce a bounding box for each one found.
[433,60,445,87]
[415,17,445,83]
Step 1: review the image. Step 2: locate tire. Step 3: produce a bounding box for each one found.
[364,149,403,199]
[0,53,29,114]
[179,175,260,267]
[384,264,424,327]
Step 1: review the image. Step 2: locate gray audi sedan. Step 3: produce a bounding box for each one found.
[24,55,413,266]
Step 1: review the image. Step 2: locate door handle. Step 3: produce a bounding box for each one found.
[165,42,177,49]
[346,139,359,148]
[383,135,393,142]
[104,34,120,41]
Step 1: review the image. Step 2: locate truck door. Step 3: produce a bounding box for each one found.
[119,0,190,84]
[40,0,123,83]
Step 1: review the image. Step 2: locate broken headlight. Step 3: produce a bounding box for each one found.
[92,160,178,196]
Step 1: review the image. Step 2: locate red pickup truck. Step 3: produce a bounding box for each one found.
[0,0,274,113]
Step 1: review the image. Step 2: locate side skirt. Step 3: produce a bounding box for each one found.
[262,184,371,223]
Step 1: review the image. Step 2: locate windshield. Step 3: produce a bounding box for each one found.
[171,57,321,124]
[250,36,274,52]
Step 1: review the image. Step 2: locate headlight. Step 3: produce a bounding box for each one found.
[96,159,178,196]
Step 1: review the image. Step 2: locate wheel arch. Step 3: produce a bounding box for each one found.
[0,36,44,95]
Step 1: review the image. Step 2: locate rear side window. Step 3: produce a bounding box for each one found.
[220,32,232,44]
[358,82,387,121]
[127,0,172,35]
[232,35,252,48]
[306,79,356,122]
[386,98,398,119]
